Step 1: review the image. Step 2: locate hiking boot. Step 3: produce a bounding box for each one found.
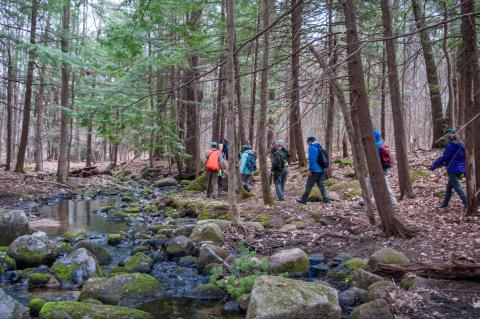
[435,204,448,209]
[296,199,307,204]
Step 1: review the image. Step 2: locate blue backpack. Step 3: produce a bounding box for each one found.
[246,153,257,171]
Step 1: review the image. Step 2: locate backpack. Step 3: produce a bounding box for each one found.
[317,146,330,169]
[205,150,221,172]
[379,145,392,168]
[272,149,286,172]
[246,152,257,172]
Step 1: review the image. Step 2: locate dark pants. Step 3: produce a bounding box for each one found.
[205,170,218,198]
[273,167,288,200]
[241,174,252,192]
[300,172,329,203]
[442,173,467,206]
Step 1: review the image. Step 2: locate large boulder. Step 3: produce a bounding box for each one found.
[367,281,395,301]
[124,252,153,273]
[39,301,151,319]
[79,273,162,307]
[0,210,30,246]
[75,240,113,265]
[268,248,309,277]
[0,288,30,319]
[154,177,178,188]
[62,229,88,243]
[52,248,101,287]
[166,236,193,257]
[246,276,341,319]
[350,299,393,319]
[195,244,228,271]
[197,219,232,231]
[368,248,409,269]
[8,234,58,267]
[189,223,224,244]
[351,270,384,290]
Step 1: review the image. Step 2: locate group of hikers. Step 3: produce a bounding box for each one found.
[203,128,467,209]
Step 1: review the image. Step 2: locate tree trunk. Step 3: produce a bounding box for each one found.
[226,0,241,225]
[35,63,46,172]
[6,46,14,171]
[411,0,444,148]
[342,0,411,236]
[442,1,455,129]
[15,0,39,173]
[325,0,335,177]
[380,48,386,139]
[309,44,375,225]
[57,0,71,182]
[381,0,413,199]
[234,43,246,147]
[290,0,307,166]
[257,0,274,205]
[212,1,225,144]
[248,14,260,146]
[342,131,348,158]
[460,0,478,216]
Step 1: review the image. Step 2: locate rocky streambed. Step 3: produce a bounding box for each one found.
[0,174,445,319]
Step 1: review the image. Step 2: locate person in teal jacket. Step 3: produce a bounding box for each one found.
[240,145,255,192]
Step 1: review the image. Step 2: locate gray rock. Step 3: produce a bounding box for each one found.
[8,234,58,267]
[268,248,309,277]
[246,276,341,319]
[190,223,224,244]
[368,248,409,269]
[79,273,162,307]
[154,177,178,188]
[0,288,30,319]
[350,299,393,319]
[222,301,242,315]
[339,288,368,309]
[351,269,384,290]
[124,252,153,273]
[195,244,228,271]
[172,225,195,237]
[367,281,395,301]
[178,256,197,267]
[186,283,225,300]
[0,210,30,246]
[166,236,193,257]
[76,240,113,265]
[52,248,101,287]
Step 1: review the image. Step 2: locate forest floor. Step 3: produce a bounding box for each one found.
[0,150,479,318]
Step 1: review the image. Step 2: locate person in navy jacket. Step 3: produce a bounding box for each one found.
[297,136,329,204]
[430,130,467,208]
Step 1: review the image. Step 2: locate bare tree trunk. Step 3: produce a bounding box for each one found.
[290,0,307,166]
[343,0,411,236]
[442,1,455,129]
[6,46,14,171]
[15,0,38,173]
[57,0,71,182]
[411,0,444,148]
[212,66,223,142]
[256,0,274,205]
[35,63,46,171]
[309,44,375,225]
[234,43,246,147]
[325,0,335,176]
[342,131,348,158]
[226,0,241,225]
[381,0,413,199]
[380,48,386,139]
[460,0,478,216]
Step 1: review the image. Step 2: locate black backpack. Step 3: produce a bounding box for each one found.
[272,149,286,172]
[317,146,330,168]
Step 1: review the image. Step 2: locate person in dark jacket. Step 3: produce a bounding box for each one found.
[430,132,467,208]
[297,136,329,204]
[271,140,290,200]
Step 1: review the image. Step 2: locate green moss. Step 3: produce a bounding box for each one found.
[329,181,362,200]
[62,229,87,242]
[344,171,357,179]
[28,298,46,316]
[39,301,151,319]
[107,234,123,245]
[28,273,50,286]
[143,204,159,214]
[124,252,152,272]
[0,246,8,252]
[324,179,336,187]
[163,209,177,217]
[0,252,16,270]
[292,221,305,229]
[410,169,429,182]
[120,194,134,202]
[335,158,353,168]
[124,206,140,214]
[108,266,132,276]
[58,242,74,254]
[52,262,79,282]
[180,180,192,187]
[342,258,368,272]
[240,187,255,199]
[253,213,271,228]
[186,174,206,192]
[198,210,211,221]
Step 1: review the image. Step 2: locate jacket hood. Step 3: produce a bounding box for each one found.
[374,130,382,148]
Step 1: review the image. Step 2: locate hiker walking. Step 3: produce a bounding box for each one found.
[205,142,226,199]
[373,130,398,206]
[271,140,290,200]
[217,142,228,196]
[430,130,467,208]
[297,136,330,204]
[240,144,256,192]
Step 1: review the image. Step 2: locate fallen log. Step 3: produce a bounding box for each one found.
[69,166,112,177]
[375,261,480,281]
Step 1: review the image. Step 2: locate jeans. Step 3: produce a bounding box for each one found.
[273,167,288,200]
[300,172,329,203]
[442,173,467,206]
[241,174,252,192]
[205,170,218,198]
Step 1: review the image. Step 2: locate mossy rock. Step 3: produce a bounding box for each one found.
[329,181,362,200]
[342,258,368,272]
[0,251,16,271]
[291,220,306,229]
[8,234,59,267]
[52,248,101,286]
[79,273,162,307]
[154,177,178,188]
[120,194,135,202]
[399,275,425,291]
[250,213,271,228]
[367,280,395,301]
[344,171,357,179]
[123,206,140,214]
[143,205,159,215]
[57,242,74,254]
[351,269,383,290]
[163,209,177,217]
[39,301,151,319]
[186,283,225,300]
[76,240,113,265]
[350,299,393,319]
[198,210,212,221]
[268,248,310,277]
[0,210,30,245]
[180,180,192,187]
[28,272,50,287]
[28,297,46,317]
[82,299,103,305]
[368,248,409,269]
[108,266,133,276]
[107,234,123,246]
[124,252,153,273]
[186,174,206,192]
[62,229,88,243]
[335,158,353,168]
[410,169,430,182]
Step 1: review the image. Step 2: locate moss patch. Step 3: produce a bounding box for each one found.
[52,262,79,282]
[344,171,357,179]
[342,258,368,272]
[329,181,362,200]
[186,174,206,192]
[28,273,50,287]
[39,301,151,319]
[28,298,46,317]
[410,169,429,182]
[335,158,353,168]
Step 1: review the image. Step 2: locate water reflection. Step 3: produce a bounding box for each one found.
[34,198,127,236]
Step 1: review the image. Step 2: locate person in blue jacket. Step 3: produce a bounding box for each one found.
[239,145,255,192]
[297,136,329,204]
[430,131,466,208]
[373,130,398,206]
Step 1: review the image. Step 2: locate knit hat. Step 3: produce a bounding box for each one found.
[211,142,218,149]
[306,136,316,143]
